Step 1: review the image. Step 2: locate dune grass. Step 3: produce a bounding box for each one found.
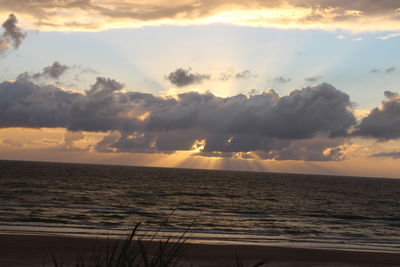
[47,221,270,267]
[48,221,189,267]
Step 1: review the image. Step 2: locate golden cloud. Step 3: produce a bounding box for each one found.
[1,0,400,32]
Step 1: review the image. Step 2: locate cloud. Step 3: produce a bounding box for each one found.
[255,137,348,161]
[87,77,124,95]
[16,63,100,91]
[372,66,397,74]
[196,135,349,162]
[2,14,25,48]
[371,69,381,73]
[63,131,85,150]
[0,80,79,129]
[305,76,322,82]
[273,76,291,84]
[39,62,69,79]
[0,14,26,53]
[166,68,210,87]
[370,151,400,158]
[354,91,400,140]
[17,62,70,81]
[386,67,396,73]
[384,90,399,99]
[2,1,400,32]
[219,70,257,81]
[378,32,400,40]
[219,72,232,81]
[0,78,357,161]
[234,70,257,79]
[95,131,121,153]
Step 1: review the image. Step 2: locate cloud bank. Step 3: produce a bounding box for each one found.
[1,1,400,32]
[0,77,358,161]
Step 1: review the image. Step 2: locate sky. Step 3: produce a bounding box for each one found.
[1,1,400,178]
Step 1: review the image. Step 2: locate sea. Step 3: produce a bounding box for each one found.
[1,160,400,252]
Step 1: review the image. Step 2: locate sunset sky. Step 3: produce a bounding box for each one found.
[1,1,400,178]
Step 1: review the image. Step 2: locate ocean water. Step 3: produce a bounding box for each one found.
[1,160,400,251]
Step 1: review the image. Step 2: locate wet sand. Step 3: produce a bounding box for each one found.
[1,234,400,266]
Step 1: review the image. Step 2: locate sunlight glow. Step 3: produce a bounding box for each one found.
[191,139,206,153]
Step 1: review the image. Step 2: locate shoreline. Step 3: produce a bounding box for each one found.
[2,228,399,254]
[1,233,400,266]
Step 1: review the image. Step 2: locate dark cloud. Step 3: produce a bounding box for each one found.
[144,84,355,139]
[255,137,347,161]
[166,68,210,87]
[195,136,348,161]
[353,91,400,140]
[2,14,25,48]
[87,77,124,95]
[95,131,121,153]
[305,76,323,82]
[371,67,397,74]
[0,78,357,161]
[0,80,78,129]
[39,62,69,79]
[0,14,26,53]
[219,72,232,81]
[386,67,396,73]
[234,70,257,79]
[273,76,291,84]
[219,70,257,81]
[370,151,400,159]
[16,63,100,91]
[384,90,398,99]
[17,62,70,81]
[79,67,99,74]
[371,69,381,73]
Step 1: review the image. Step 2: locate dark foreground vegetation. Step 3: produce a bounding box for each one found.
[48,222,270,267]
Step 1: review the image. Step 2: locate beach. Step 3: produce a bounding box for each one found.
[1,234,400,266]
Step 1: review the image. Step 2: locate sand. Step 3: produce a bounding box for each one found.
[1,234,400,266]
